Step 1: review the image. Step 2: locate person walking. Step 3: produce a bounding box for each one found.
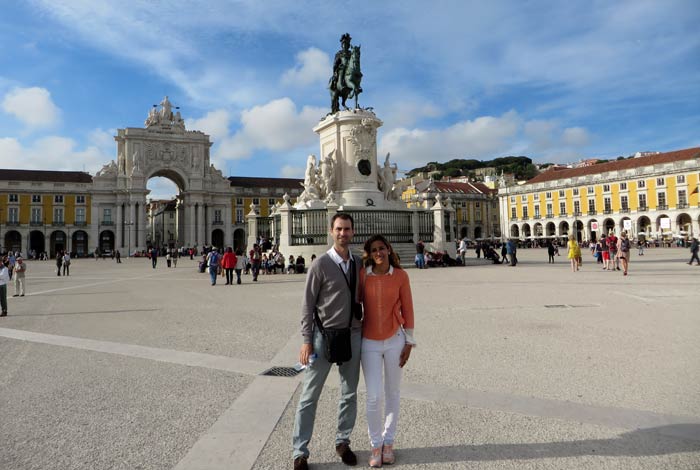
[234,248,245,284]
[221,247,236,285]
[688,237,700,265]
[617,231,631,275]
[292,213,363,470]
[607,231,620,271]
[166,250,172,268]
[360,234,415,467]
[55,251,63,276]
[506,239,517,266]
[547,241,555,264]
[500,242,508,265]
[13,256,26,297]
[62,251,71,276]
[206,248,220,286]
[567,234,580,272]
[457,237,467,266]
[116,250,121,263]
[249,244,262,282]
[7,252,16,280]
[171,248,178,268]
[150,247,158,269]
[0,257,9,316]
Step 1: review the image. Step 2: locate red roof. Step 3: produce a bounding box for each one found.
[227,176,302,188]
[417,180,497,196]
[0,169,93,183]
[527,147,700,184]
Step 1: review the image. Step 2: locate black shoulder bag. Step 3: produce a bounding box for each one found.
[313,259,360,365]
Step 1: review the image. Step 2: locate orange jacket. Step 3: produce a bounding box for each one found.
[360,267,415,341]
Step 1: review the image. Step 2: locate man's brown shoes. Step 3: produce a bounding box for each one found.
[336,443,358,466]
[293,456,308,470]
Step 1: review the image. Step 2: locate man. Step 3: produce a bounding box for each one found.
[0,257,9,316]
[689,237,700,265]
[206,248,220,286]
[415,240,425,269]
[13,256,26,297]
[607,231,619,271]
[458,237,467,266]
[150,247,158,269]
[292,213,363,470]
[62,251,71,276]
[116,250,121,263]
[249,244,262,281]
[507,239,518,266]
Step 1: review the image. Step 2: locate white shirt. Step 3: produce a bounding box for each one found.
[365,265,394,276]
[327,247,353,274]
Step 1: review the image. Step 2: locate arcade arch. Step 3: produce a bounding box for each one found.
[50,230,67,257]
[4,230,21,254]
[510,224,519,238]
[546,222,556,237]
[29,231,45,256]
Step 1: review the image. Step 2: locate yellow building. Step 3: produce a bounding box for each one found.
[498,147,700,243]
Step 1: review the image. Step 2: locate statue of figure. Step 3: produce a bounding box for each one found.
[318,150,335,198]
[173,111,185,131]
[117,151,126,174]
[329,33,363,113]
[304,154,317,190]
[378,152,397,200]
[145,106,159,127]
[160,96,173,122]
[132,151,142,174]
[96,160,118,177]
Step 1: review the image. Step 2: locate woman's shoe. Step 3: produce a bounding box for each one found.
[369,447,382,467]
[382,444,395,465]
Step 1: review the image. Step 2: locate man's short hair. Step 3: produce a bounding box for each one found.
[331,212,354,229]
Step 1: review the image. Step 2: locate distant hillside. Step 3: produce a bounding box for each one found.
[406,156,538,181]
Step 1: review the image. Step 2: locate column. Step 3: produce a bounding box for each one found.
[224,202,232,247]
[197,204,205,246]
[138,200,147,250]
[129,203,136,253]
[187,203,196,248]
[90,202,99,253]
[116,204,123,251]
[246,203,258,250]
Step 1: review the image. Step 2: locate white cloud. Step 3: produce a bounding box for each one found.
[0,135,109,173]
[562,127,591,147]
[281,47,331,87]
[187,109,230,140]
[1,87,61,128]
[215,98,324,161]
[379,111,522,170]
[280,165,304,178]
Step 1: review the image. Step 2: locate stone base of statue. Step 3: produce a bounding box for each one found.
[313,109,391,209]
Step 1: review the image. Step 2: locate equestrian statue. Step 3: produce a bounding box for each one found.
[329,33,363,114]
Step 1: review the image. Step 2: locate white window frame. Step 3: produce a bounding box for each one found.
[638,193,647,208]
[603,184,611,193]
[31,207,42,223]
[8,194,18,203]
[76,195,86,204]
[32,194,41,203]
[54,194,64,204]
[558,190,565,198]
[54,207,64,222]
[75,207,86,223]
[8,207,19,223]
[656,177,665,187]
[620,195,629,210]
[619,182,627,191]
[637,180,646,188]
[677,174,686,184]
[573,188,579,196]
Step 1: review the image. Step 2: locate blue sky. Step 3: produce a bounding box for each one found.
[1,0,698,199]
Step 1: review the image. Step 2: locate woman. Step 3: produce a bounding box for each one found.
[221,247,237,285]
[567,234,580,272]
[617,232,631,276]
[360,234,416,467]
[55,251,63,276]
[234,249,246,284]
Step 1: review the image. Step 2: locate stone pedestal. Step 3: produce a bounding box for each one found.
[313,110,386,209]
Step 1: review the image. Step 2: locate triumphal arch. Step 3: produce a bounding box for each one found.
[92,97,231,253]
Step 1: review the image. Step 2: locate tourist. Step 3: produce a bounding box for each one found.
[617,231,631,276]
[415,240,425,269]
[600,236,610,270]
[166,250,172,268]
[150,246,158,269]
[607,231,619,271]
[295,254,306,274]
[249,244,262,282]
[292,213,362,470]
[287,255,296,274]
[0,257,9,316]
[567,234,580,272]
[234,249,245,284]
[13,256,26,297]
[457,237,467,266]
[688,237,699,265]
[62,251,71,276]
[360,234,415,467]
[116,250,121,263]
[206,248,220,286]
[506,239,517,266]
[55,251,63,276]
[475,244,481,259]
[501,242,508,265]
[221,247,237,285]
[171,248,178,268]
[547,241,555,264]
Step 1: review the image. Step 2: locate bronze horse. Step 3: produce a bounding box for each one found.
[330,45,363,113]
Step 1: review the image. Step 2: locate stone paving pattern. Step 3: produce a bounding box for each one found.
[0,247,698,469]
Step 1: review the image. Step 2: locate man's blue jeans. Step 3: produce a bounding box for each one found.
[292,328,362,459]
[209,265,218,285]
[415,253,425,269]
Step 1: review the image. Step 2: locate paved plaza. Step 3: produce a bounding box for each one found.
[0,247,699,470]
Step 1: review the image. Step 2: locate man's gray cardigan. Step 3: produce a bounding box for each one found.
[300,252,362,344]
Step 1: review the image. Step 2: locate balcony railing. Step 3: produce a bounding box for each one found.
[638,205,647,211]
[619,208,630,213]
[677,203,688,209]
[574,211,582,217]
[521,216,529,220]
[511,217,518,222]
[5,221,20,226]
[657,204,668,210]
[52,221,65,226]
[603,209,613,215]
[587,210,596,216]
[30,221,43,227]
[557,212,567,217]
[212,220,224,225]
[101,220,114,226]
[74,221,87,226]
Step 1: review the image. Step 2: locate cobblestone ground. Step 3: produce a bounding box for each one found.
[0,247,698,469]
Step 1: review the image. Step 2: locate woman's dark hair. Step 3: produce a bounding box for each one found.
[362,234,401,268]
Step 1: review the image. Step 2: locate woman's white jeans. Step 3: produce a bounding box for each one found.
[361,328,405,448]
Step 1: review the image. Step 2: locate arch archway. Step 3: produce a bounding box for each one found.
[29,231,45,258]
[619,217,632,237]
[637,216,652,239]
[4,230,21,254]
[460,226,468,239]
[474,226,482,239]
[588,219,599,242]
[99,230,115,253]
[233,228,246,252]
[677,213,692,236]
[574,220,584,242]
[211,229,224,249]
[50,230,67,257]
[521,223,531,239]
[72,230,89,257]
[533,222,543,238]
[546,222,556,237]
[559,221,569,237]
[603,218,615,236]
[510,224,519,238]
[656,214,671,241]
